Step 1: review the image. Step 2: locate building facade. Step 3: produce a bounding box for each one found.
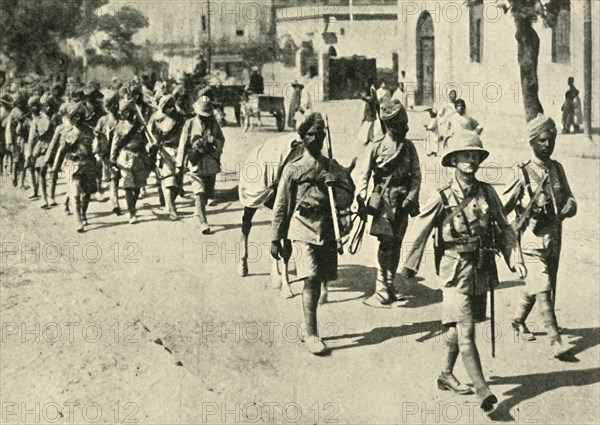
[273,0,597,125]
[132,0,275,76]
[397,0,599,125]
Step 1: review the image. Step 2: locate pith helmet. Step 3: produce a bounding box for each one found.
[193,96,214,117]
[441,130,489,167]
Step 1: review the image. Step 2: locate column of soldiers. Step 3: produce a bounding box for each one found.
[1,77,578,416]
[1,75,225,233]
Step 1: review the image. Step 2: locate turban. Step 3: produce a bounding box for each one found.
[454,99,466,109]
[297,112,325,139]
[380,99,408,122]
[526,114,557,142]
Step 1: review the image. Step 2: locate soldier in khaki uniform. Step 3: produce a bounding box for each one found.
[94,93,120,211]
[356,99,421,307]
[401,131,526,414]
[61,103,98,232]
[5,92,29,189]
[30,95,59,206]
[110,100,152,224]
[149,94,186,220]
[503,114,576,359]
[176,96,225,235]
[270,112,355,355]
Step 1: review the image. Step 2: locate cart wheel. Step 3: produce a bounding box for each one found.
[234,105,241,125]
[241,107,249,132]
[276,113,285,132]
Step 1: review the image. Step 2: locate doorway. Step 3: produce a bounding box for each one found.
[416,11,435,106]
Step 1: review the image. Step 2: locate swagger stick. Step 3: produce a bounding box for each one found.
[325,115,344,255]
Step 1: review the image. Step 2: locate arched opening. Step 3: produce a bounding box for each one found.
[416,11,435,106]
[327,46,338,57]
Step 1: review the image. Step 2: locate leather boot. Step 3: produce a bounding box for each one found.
[438,325,473,394]
[195,194,211,234]
[74,196,84,233]
[302,278,328,355]
[363,246,394,308]
[165,188,179,220]
[458,322,497,412]
[513,292,537,341]
[125,189,137,224]
[110,179,121,215]
[538,292,569,359]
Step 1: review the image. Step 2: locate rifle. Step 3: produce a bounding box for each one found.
[324,114,344,255]
[512,173,549,233]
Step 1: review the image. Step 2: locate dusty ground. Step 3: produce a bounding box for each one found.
[1,102,599,424]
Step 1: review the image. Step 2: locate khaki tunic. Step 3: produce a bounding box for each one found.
[503,157,576,294]
[356,134,421,239]
[403,179,520,324]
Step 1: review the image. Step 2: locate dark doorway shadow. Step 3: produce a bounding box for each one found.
[488,367,600,422]
[324,320,444,351]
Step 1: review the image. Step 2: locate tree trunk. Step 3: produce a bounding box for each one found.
[515,19,544,122]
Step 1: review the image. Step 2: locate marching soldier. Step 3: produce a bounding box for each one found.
[270,112,355,355]
[110,100,152,224]
[5,92,30,189]
[176,96,225,235]
[25,96,45,199]
[61,103,98,232]
[503,114,576,359]
[94,93,120,210]
[43,103,71,209]
[400,131,526,414]
[30,95,59,205]
[0,95,13,176]
[356,99,421,307]
[149,94,185,220]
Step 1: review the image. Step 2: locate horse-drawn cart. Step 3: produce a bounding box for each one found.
[240,95,286,132]
[211,84,245,125]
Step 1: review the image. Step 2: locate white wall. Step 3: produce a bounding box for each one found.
[397,0,599,126]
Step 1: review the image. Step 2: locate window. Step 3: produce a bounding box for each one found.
[552,9,571,64]
[201,16,207,33]
[236,29,245,36]
[469,0,484,63]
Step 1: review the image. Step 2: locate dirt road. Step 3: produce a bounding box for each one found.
[1,102,599,424]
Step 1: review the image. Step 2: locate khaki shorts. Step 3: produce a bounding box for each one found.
[442,290,487,325]
[294,241,338,282]
[191,174,216,198]
[523,251,559,295]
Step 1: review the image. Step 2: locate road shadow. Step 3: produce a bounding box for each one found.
[326,264,375,303]
[488,367,600,422]
[324,320,444,351]
[496,279,526,291]
[398,277,443,308]
[214,185,240,203]
[559,326,600,358]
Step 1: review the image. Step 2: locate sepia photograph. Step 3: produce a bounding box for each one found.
[0,0,599,423]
